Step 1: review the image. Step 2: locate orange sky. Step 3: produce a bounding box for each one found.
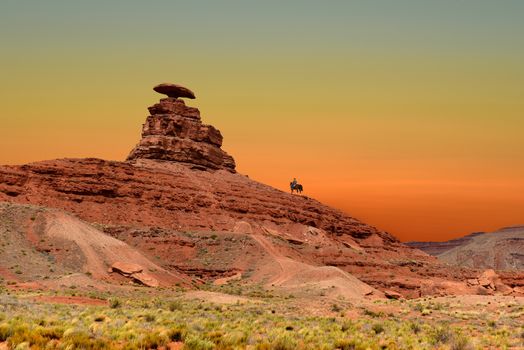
[1,1,523,241]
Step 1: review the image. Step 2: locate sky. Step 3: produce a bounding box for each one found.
[1,1,523,241]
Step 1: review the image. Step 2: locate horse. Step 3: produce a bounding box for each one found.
[290,182,303,194]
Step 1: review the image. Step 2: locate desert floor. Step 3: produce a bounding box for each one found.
[1,283,523,350]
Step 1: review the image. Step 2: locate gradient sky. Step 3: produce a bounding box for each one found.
[1,1,523,241]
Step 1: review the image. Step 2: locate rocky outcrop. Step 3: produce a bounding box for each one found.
[111,261,143,275]
[127,84,236,172]
[466,269,516,296]
[110,261,160,287]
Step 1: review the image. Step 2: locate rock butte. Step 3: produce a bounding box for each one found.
[127,84,235,172]
[0,83,523,297]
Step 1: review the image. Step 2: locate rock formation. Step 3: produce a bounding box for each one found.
[405,232,485,256]
[153,83,196,99]
[408,226,524,270]
[1,82,523,298]
[127,83,236,172]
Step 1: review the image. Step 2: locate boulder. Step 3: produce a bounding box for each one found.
[466,278,479,286]
[494,283,513,296]
[478,269,498,289]
[132,272,160,288]
[153,83,195,99]
[384,290,402,300]
[513,286,524,295]
[111,262,143,276]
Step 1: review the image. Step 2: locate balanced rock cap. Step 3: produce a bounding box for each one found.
[153,83,196,99]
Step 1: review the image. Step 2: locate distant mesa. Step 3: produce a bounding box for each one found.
[153,83,196,99]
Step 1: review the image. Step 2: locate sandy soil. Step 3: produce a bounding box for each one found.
[250,234,381,300]
[183,290,252,304]
[31,295,108,306]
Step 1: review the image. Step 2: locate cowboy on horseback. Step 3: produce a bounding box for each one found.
[290,178,303,194]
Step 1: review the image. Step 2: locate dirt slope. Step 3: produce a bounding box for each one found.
[438,226,524,270]
[0,202,188,288]
[249,234,381,299]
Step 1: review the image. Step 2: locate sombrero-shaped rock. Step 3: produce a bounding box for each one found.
[153,83,196,99]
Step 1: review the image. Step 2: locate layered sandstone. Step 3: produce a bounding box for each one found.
[127,84,235,172]
[405,232,485,256]
[1,82,523,297]
[437,227,524,270]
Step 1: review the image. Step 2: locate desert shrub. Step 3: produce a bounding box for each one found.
[183,335,215,350]
[334,338,356,350]
[255,343,271,350]
[431,325,453,345]
[421,309,431,316]
[37,326,64,340]
[340,320,354,332]
[221,330,248,346]
[144,313,156,322]
[109,297,121,309]
[371,323,385,334]
[168,300,183,311]
[0,323,11,341]
[450,333,473,350]
[271,334,297,350]
[331,304,342,312]
[167,325,187,341]
[413,303,424,312]
[137,331,169,349]
[205,330,223,344]
[5,324,34,348]
[62,330,113,349]
[363,309,383,318]
[94,315,106,322]
[6,325,62,348]
[409,321,421,334]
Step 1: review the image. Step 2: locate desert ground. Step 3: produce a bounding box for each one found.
[1,283,524,349]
